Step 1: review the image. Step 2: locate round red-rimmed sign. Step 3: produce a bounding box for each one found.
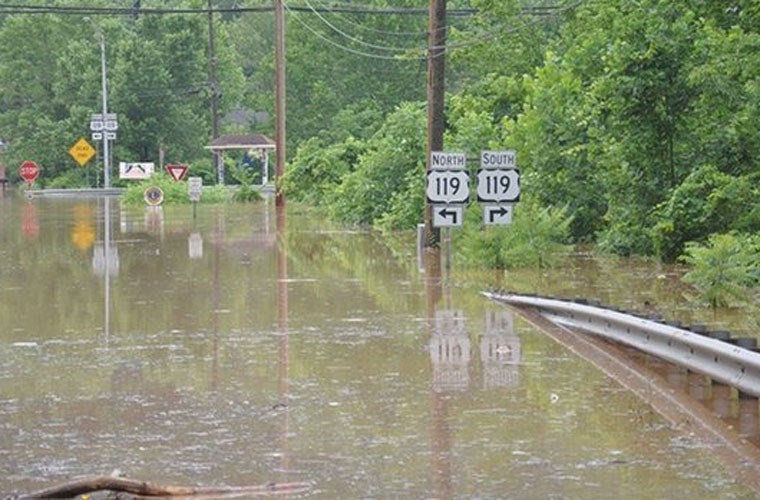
[18,160,40,183]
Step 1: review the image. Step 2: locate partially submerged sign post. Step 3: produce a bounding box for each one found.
[477,150,520,226]
[188,176,202,219]
[18,160,39,185]
[426,152,469,228]
[420,149,522,269]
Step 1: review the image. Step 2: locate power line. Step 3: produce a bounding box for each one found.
[306,0,431,37]
[284,0,587,61]
[299,0,426,53]
[0,2,476,16]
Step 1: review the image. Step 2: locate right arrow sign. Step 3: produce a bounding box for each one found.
[483,204,513,225]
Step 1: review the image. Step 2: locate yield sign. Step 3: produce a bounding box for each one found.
[18,160,40,183]
[166,164,189,181]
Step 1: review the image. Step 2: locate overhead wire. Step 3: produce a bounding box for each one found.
[284,0,420,60]
[299,0,426,53]
[284,0,587,61]
[0,2,474,17]
[305,0,431,37]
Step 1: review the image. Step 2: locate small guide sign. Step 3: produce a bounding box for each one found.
[483,204,514,225]
[430,151,467,170]
[480,150,516,169]
[188,176,203,202]
[433,205,464,227]
[120,162,154,180]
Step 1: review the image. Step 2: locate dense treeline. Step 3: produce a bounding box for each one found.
[284,0,760,268]
[1,0,759,273]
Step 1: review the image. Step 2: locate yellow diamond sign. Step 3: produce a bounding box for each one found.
[69,137,96,167]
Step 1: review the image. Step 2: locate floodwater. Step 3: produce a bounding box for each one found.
[1,192,759,498]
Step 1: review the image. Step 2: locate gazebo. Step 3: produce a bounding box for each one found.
[205,134,276,185]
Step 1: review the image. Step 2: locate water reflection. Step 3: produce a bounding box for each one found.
[1,195,758,498]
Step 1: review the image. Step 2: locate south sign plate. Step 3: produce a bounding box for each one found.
[426,170,470,204]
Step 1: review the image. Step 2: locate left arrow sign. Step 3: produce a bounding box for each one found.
[433,205,464,227]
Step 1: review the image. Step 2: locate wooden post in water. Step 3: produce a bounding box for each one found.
[274,0,286,208]
[423,0,447,275]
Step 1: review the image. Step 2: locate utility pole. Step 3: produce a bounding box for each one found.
[99,31,111,189]
[274,0,286,208]
[424,0,447,264]
[207,0,222,184]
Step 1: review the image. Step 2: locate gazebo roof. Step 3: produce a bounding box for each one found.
[205,134,276,151]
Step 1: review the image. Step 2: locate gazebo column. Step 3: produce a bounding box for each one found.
[263,150,270,185]
[216,150,225,185]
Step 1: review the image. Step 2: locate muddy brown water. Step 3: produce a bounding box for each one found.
[0,193,758,498]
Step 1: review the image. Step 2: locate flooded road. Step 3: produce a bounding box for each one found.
[1,193,758,498]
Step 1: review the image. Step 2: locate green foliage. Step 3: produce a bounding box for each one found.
[261,2,428,147]
[0,4,244,185]
[227,163,263,203]
[679,232,760,308]
[504,55,606,241]
[456,200,573,269]
[2,0,760,266]
[651,165,760,262]
[45,167,92,189]
[326,103,426,228]
[282,136,366,206]
[121,173,228,205]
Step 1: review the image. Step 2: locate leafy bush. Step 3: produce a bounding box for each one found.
[121,173,229,205]
[45,167,92,189]
[282,136,365,206]
[456,199,573,269]
[652,164,732,262]
[679,232,759,307]
[227,164,262,203]
[327,102,426,227]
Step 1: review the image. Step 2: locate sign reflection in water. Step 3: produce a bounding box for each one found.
[92,198,119,338]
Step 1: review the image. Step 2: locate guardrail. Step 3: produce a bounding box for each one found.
[483,292,760,398]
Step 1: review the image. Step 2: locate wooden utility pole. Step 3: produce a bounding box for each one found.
[423,0,447,263]
[207,0,222,183]
[274,0,286,208]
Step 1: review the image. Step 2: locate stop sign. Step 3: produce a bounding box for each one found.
[18,160,40,183]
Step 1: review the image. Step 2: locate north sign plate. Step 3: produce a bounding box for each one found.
[430,151,467,170]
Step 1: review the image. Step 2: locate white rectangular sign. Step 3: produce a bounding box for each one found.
[433,205,464,227]
[119,162,154,180]
[480,150,516,169]
[430,151,467,170]
[188,176,203,202]
[483,204,513,225]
